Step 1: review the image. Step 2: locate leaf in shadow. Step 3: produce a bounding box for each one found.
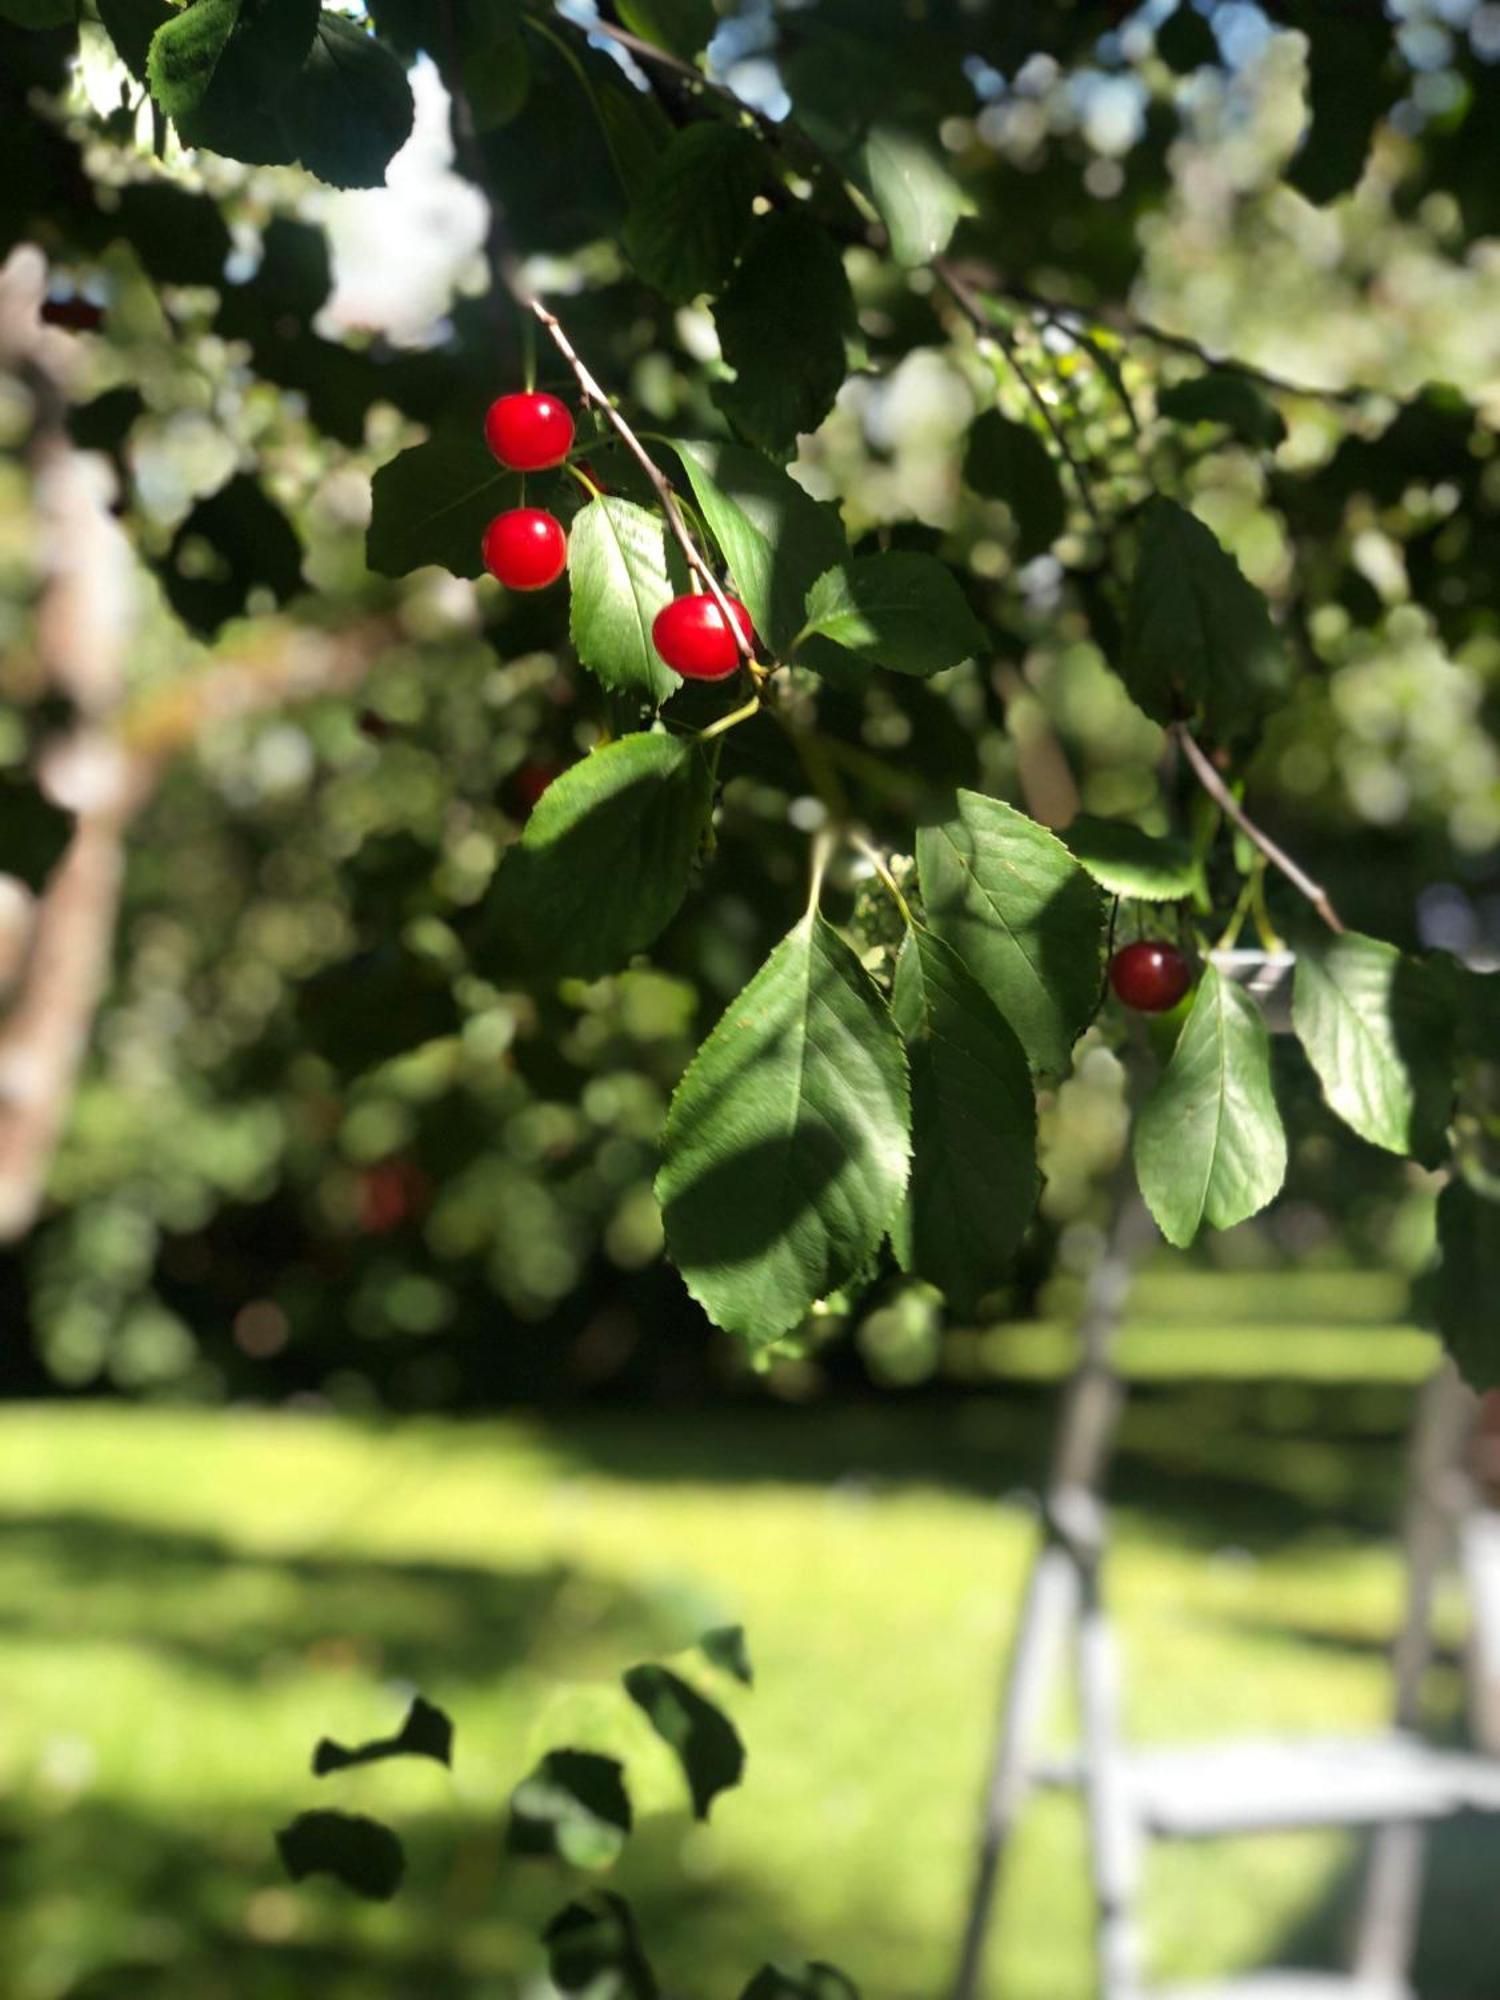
[312,1693,453,1775]
[623,1663,744,1820]
[275,1810,405,1900]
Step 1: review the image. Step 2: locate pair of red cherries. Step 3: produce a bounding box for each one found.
[480,392,753,680]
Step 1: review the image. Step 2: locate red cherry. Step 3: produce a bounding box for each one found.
[509,761,558,815]
[483,508,568,591]
[484,391,575,471]
[1109,941,1193,1013]
[651,593,754,680]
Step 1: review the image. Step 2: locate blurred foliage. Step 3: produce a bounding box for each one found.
[0,0,1497,1401]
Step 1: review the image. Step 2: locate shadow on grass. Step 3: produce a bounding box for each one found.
[0,1508,678,1687]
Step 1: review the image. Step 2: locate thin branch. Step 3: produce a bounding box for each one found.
[441,0,759,675]
[1173,723,1345,934]
[934,259,1107,539]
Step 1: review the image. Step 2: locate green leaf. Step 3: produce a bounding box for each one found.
[276,1811,404,1900]
[1134,965,1287,1248]
[860,124,972,266]
[1285,7,1397,204]
[962,411,1067,560]
[508,1750,632,1868]
[916,792,1107,1077]
[545,1893,659,2000]
[670,438,849,656]
[1430,1175,1500,1393]
[624,122,764,304]
[97,0,172,78]
[713,212,851,456]
[890,928,1037,1315]
[1156,373,1286,448]
[1062,815,1199,903]
[568,497,680,708]
[281,13,415,190]
[486,733,713,979]
[163,472,304,637]
[367,425,515,580]
[1155,2,1219,72]
[1291,931,1454,1166]
[615,0,715,60]
[455,0,528,131]
[699,1624,752,1685]
[1121,497,1289,737]
[657,912,911,1343]
[741,1966,861,2000]
[799,554,985,676]
[147,0,242,118]
[312,1695,452,1775]
[622,1663,744,1820]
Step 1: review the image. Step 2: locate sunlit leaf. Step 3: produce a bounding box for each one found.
[861,124,972,266]
[917,791,1107,1077]
[799,554,985,676]
[1134,965,1287,1248]
[568,496,680,707]
[1062,815,1199,903]
[657,912,911,1342]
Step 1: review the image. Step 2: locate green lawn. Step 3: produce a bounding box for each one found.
[0,1362,1497,1999]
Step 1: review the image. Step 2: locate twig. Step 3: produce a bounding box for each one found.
[850,831,914,927]
[440,0,759,676]
[934,259,1107,539]
[1174,723,1344,934]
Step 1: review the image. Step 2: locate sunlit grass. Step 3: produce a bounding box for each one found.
[0,1390,1494,1999]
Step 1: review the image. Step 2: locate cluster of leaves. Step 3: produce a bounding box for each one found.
[275,1630,858,1996]
[2,0,1498,1405]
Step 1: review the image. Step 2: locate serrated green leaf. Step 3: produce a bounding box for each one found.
[281,13,414,189]
[861,124,972,266]
[545,1893,659,2000]
[962,410,1067,560]
[1292,931,1455,1165]
[670,438,849,656]
[147,0,242,118]
[1134,965,1287,1248]
[622,1664,744,1820]
[657,912,911,1343]
[568,496,680,707]
[1122,497,1288,737]
[507,1749,632,1868]
[1430,1175,1500,1393]
[367,426,515,580]
[615,0,715,60]
[713,212,851,456]
[624,121,763,304]
[312,1695,452,1775]
[799,554,984,677]
[97,0,172,78]
[741,1966,861,2000]
[276,1811,404,1900]
[164,472,304,637]
[1063,815,1199,902]
[1157,373,1286,448]
[890,928,1037,1314]
[916,791,1107,1077]
[486,733,712,979]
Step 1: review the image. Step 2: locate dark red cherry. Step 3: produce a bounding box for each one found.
[651,593,754,680]
[482,508,567,591]
[1109,941,1193,1013]
[484,392,575,471]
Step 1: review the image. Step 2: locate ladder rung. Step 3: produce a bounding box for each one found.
[1127,1733,1500,1838]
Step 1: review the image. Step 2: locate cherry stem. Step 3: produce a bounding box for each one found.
[1174,723,1344,935]
[850,831,914,928]
[436,0,757,675]
[696,692,763,742]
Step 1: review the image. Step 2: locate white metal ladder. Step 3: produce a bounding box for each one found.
[951,1197,1498,2000]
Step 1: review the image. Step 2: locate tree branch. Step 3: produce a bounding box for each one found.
[1173,724,1345,934]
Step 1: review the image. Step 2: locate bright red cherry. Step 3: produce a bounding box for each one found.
[651,593,754,680]
[1109,940,1193,1014]
[482,508,567,591]
[484,392,575,471]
